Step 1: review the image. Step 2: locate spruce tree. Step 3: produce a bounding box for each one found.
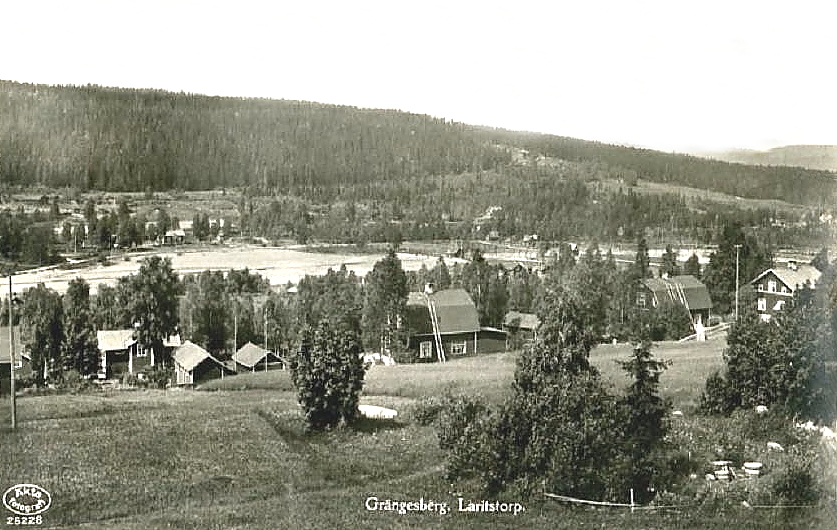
[291,320,365,431]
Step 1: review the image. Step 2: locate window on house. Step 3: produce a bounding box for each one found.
[757,298,767,311]
[450,341,467,356]
[14,359,22,369]
[136,348,148,358]
[637,293,646,308]
[773,300,786,311]
[767,280,776,292]
[781,285,789,293]
[419,341,433,359]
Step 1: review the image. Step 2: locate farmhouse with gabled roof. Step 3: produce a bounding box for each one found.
[638,275,713,325]
[404,288,505,362]
[96,329,181,380]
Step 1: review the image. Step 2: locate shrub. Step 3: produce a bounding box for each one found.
[290,320,365,432]
[411,395,447,426]
[57,369,95,394]
[768,444,821,506]
[145,364,173,389]
[698,370,737,415]
[433,393,488,451]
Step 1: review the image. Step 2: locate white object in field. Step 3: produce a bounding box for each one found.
[755,405,768,414]
[796,421,817,431]
[359,405,398,420]
[672,410,683,416]
[743,462,762,477]
[694,321,706,341]
[767,441,784,451]
[362,353,397,366]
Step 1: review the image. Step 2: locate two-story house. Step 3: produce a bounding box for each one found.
[749,261,821,322]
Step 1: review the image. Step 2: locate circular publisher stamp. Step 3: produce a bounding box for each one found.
[3,484,51,525]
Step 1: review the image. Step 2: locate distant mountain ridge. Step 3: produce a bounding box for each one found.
[703,145,837,172]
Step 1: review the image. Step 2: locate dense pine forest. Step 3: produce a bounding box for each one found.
[1,80,835,248]
[3,80,835,201]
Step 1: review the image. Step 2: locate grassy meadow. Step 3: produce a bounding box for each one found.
[1,337,834,529]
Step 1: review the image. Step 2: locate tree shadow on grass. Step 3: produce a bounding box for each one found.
[350,416,407,433]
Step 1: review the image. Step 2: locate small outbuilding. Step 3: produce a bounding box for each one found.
[503,311,540,340]
[233,341,285,372]
[173,340,234,386]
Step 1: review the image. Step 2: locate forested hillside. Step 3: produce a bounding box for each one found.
[1,80,508,192]
[2,80,835,209]
[704,145,837,173]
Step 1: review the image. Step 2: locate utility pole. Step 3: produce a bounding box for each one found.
[8,274,16,430]
[734,244,742,321]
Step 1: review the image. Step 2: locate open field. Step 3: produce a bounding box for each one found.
[1,246,464,295]
[1,337,833,529]
[598,178,811,216]
[203,337,728,411]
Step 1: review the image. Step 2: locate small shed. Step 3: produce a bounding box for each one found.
[0,326,31,394]
[233,342,285,372]
[173,341,234,386]
[503,311,540,339]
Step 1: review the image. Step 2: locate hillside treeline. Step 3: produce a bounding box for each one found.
[510,133,837,207]
[2,80,835,208]
[1,80,508,192]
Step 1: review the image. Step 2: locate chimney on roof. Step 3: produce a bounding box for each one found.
[788,260,798,271]
[424,283,435,294]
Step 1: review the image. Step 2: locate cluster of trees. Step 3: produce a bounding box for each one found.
[417,266,672,503]
[19,256,180,384]
[70,199,182,250]
[179,269,295,358]
[700,222,774,316]
[0,209,61,267]
[233,167,833,248]
[701,264,837,423]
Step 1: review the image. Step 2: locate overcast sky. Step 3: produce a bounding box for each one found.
[2,0,835,153]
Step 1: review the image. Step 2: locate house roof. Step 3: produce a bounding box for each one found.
[97,330,136,352]
[407,288,480,334]
[0,326,25,364]
[233,341,270,368]
[503,311,540,331]
[173,340,224,372]
[751,265,821,292]
[97,330,180,351]
[642,275,713,310]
